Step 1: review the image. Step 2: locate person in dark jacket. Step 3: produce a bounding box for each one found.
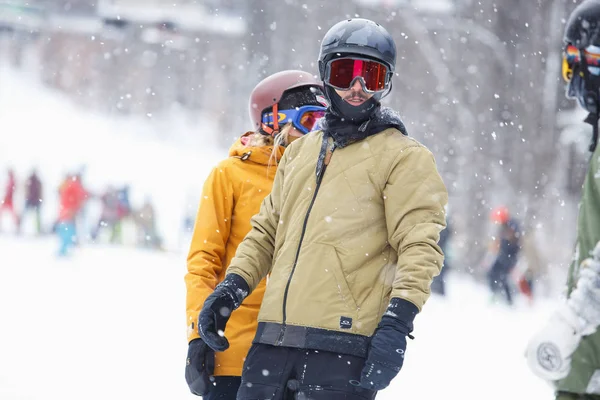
[487,206,521,306]
[20,169,43,234]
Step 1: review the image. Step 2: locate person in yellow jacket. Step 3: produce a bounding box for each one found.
[184,70,327,399]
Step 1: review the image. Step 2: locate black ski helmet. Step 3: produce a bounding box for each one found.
[564,0,600,151]
[564,0,600,50]
[318,18,397,123]
[318,18,396,77]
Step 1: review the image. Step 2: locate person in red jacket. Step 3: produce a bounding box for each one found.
[56,173,88,256]
[0,168,19,233]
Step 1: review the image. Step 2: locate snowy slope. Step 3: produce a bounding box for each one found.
[0,65,224,251]
[0,235,555,399]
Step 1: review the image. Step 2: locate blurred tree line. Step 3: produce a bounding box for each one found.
[0,0,590,288]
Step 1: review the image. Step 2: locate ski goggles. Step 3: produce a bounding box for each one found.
[562,44,600,82]
[324,57,391,93]
[262,105,326,134]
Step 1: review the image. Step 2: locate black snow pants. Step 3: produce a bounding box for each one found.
[236,343,377,400]
[203,376,242,400]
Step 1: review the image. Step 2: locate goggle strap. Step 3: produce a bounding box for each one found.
[261,123,275,136]
[261,103,280,137]
[272,103,279,132]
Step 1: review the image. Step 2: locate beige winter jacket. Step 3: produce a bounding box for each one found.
[227,128,447,357]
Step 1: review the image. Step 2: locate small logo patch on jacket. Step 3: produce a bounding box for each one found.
[340,316,353,329]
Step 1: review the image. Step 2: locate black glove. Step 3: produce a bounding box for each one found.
[185,338,215,396]
[198,273,250,352]
[359,298,418,390]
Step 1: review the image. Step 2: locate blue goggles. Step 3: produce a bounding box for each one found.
[262,105,327,134]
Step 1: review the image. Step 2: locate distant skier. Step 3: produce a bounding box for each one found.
[0,168,19,233]
[56,173,88,256]
[134,196,162,249]
[20,169,43,234]
[487,206,521,306]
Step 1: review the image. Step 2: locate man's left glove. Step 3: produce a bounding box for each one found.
[360,298,418,390]
[185,338,215,396]
[198,273,250,352]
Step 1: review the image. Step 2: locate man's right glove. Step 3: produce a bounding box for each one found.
[198,273,250,352]
[359,298,418,391]
[185,338,214,396]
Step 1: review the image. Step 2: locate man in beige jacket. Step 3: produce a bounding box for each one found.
[198,18,448,400]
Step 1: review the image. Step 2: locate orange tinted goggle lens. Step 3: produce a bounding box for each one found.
[328,58,388,92]
[299,110,325,131]
[563,45,579,82]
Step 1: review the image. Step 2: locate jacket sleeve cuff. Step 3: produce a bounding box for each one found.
[384,297,419,332]
[221,273,251,309]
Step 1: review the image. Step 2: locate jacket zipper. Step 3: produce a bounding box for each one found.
[277,140,335,345]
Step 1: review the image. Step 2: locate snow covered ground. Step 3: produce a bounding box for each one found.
[0,65,558,399]
[0,235,556,400]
